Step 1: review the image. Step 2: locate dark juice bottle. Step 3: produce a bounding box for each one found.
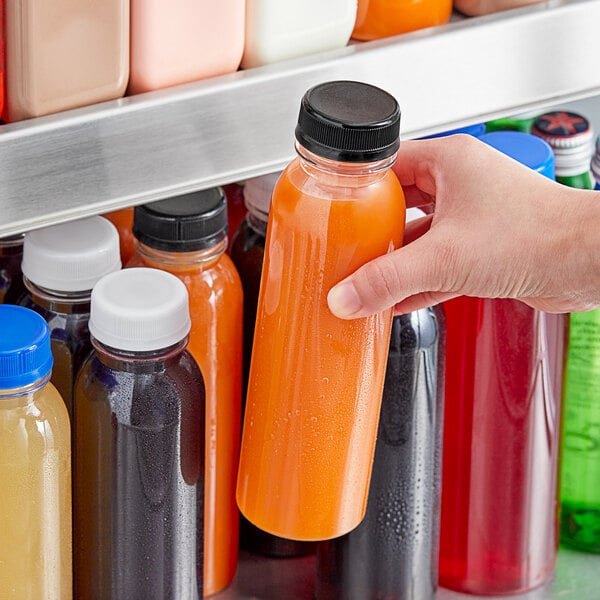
[0,234,26,304]
[19,216,121,419]
[316,238,445,600]
[230,172,316,558]
[533,112,600,553]
[74,267,205,599]
[439,131,565,594]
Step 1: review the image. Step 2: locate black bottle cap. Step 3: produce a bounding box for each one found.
[295,80,401,163]
[133,187,228,252]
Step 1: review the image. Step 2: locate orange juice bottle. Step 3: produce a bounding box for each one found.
[352,0,452,40]
[236,80,405,541]
[0,305,72,598]
[128,188,243,596]
[102,207,135,265]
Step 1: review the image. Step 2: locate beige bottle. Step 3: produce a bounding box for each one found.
[3,0,129,122]
[0,305,72,599]
[129,0,245,94]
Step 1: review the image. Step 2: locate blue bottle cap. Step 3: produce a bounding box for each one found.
[421,123,486,139]
[0,305,53,389]
[479,131,555,180]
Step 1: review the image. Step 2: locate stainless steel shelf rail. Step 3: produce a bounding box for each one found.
[2,0,600,236]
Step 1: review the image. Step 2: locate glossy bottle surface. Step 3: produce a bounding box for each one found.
[230,211,316,558]
[128,242,243,595]
[3,0,129,121]
[129,0,244,94]
[0,380,72,599]
[103,208,136,265]
[241,0,356,68]
[0,236,26,304]
[353,0,452,40]
[316,307,445,599]
[440,298,564,594]
[237,152,405,541]
[74,341,205,599]
[561,309,600,552]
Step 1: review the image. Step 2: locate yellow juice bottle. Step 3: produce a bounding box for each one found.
[0,305,72,598]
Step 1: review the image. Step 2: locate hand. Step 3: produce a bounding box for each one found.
[327,134,600,318]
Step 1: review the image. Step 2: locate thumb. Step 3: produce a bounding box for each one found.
[327,235,455,318]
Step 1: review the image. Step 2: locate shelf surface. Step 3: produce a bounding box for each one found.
[2,0,600,236]
[214,548,600,599]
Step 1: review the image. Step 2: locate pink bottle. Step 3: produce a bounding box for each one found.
[129,0,245,94]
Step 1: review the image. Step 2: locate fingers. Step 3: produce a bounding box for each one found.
[327,233,454,319]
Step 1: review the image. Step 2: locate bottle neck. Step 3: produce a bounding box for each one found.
[133,237,227,271]
[0,372,51,402]
[295,142,397,185]
[24,277,91,314]
[91,336,188,373]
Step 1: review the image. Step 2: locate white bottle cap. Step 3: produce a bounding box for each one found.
[89,268,191,352]
[22,216,121,292]
[243,172,281,220]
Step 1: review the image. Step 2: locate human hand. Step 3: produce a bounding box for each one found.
[327,134,600,318]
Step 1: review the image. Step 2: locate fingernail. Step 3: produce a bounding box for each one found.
[327,283,363,318]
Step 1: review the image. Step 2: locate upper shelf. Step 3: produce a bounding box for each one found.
[2,0,600,236]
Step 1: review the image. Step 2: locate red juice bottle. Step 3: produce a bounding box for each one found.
[439,131,565,595]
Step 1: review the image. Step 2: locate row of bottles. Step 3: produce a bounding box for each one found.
[1,85,600,599]
[0,0,557,123]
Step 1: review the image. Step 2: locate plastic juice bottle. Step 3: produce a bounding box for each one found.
[439,131,565,594]
[129,0,244,94]
[102,207,135,265]
[533,112,600,553]
[20,216,121,419]
[0,305,72,598]
[0,234,26,304]
[224,183,248,245]
[230,172,316,558]
[241,0,356,69]
[352,0,452,41]
[236,80,406,542]
[127,188,243,596]
[3,0,129,122]
[485,110,541,134]
[316,208,445,600]
[74,268,205,599]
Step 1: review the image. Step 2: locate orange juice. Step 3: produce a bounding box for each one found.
[103,207,135,265]
[353,0,452,40]
[237,81,405,541]
[128,188,243,596]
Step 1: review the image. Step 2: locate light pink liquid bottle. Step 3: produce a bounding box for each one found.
[129,0,245,94]
[3,0,129,122]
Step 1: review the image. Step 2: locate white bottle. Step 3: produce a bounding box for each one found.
[241,0,358,69]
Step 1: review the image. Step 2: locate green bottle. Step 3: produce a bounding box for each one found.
[533,110,599,553]
[485,110,540,133]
